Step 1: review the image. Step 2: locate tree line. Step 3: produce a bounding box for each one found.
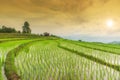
[0,26,19,33]
[0,21,58,37]
[0,21,31,33]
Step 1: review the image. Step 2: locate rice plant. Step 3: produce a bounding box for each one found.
[0,39,33,80]
[15,40,120,80]
[59,40,120,66]
[71,40,120,55]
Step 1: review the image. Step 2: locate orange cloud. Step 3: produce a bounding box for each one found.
[0,0,120,38]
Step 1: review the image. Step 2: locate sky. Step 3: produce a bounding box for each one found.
[0,0,120,42]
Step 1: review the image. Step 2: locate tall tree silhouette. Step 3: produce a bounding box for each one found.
[22,21,31,33]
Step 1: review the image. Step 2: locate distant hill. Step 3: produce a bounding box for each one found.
[109,41,120,44]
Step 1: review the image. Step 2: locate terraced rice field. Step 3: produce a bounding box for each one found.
[0,39,34,80]
[1,38,120,80]
[59,40,120,66]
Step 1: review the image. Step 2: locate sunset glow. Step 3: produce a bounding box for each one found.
[106,19,114,28]
[0,0,120,42]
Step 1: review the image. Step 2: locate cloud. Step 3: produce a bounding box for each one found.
[1,0,120,42]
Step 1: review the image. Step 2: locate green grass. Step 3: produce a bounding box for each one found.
[4,39,41,80]
[58,42,120,71]
[0,40,34,62]
[1,37,120,80]
[81,41,120,49]
[0,39,35,80]
[0,33,41,38]
[14,40,120,80]
[71,40,120,55]
[58,40,120,66]
[1,37,58,80]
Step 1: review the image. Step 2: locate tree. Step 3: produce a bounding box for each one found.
[43,32,50,36]
[40,34,43,36]
[0,26,17,33]
[78,40,82,42]
[22,21,31,33]
[17,30,21,33]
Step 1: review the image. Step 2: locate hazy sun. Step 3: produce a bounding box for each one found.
[106,19,114,28]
